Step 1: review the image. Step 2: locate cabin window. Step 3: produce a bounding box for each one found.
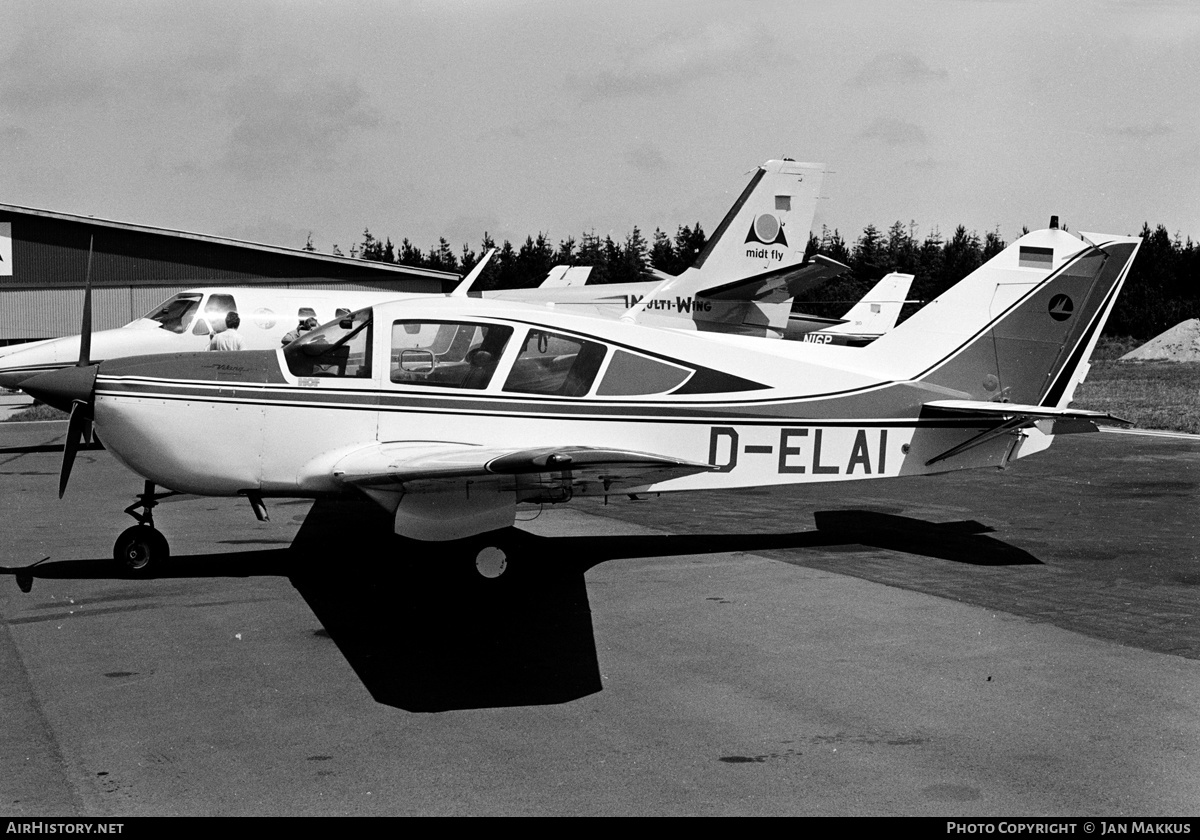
[389,320,513,389]
[503,329,607,397]
[195,293,240,335]
[141,293,202,334]
[284,308,373,378]
[596,349,691,396]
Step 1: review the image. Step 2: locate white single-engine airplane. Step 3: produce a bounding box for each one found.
[21,220,1140,577]
[0,159,851,391]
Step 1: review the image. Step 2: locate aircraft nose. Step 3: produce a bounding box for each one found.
[20,365,98,413]
[0,369,37,391]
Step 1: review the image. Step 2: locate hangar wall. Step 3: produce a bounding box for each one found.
[0,205,458,342]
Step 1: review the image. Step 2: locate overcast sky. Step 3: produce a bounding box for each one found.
[1,0,1196,260]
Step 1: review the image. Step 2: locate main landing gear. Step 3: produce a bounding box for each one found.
[473,544,509,579]
[113,480,174,573]
[459,529,524,583]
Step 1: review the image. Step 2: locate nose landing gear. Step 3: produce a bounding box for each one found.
[113,480,175,573]
[114,525,169,572]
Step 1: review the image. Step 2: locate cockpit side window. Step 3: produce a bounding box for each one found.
[389,320,513,389]
[503,329,607,397]
[596,349,692,396]
[195,293,239,335]
[142,293,202,334]
[284,308,373,378]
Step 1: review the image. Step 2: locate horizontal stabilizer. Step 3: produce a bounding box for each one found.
[921,400,1131,466]
[923,400,1130,425]
[540,265,593,288]
[696,255,850,304]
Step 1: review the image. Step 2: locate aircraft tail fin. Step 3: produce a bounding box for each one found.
[819,272,914,338]
[624,159,828,335]
[688,159,825,280]
[863,226,1141,407]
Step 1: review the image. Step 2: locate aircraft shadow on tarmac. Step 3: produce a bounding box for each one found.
[808,510,1043,567]
[0,500,1039,712]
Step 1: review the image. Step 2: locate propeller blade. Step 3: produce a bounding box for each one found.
[59,400,89,498]
[79,235,94,367]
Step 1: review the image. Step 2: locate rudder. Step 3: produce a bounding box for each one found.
[865,227,1141,405]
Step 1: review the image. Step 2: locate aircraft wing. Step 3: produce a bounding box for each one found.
[696,255,849,304]
[921,400,1131,465]
[332,442,713,498]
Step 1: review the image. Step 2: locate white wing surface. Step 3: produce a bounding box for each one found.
[330,442,713,540]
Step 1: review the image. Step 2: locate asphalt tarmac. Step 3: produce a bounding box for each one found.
[0,421,1197,816]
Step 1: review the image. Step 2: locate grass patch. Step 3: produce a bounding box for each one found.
[3,403,69,422]
[1072,360,1200,435]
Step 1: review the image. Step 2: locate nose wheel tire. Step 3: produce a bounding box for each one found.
[113,526,170,574]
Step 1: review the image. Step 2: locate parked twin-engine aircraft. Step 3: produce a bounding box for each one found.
[21,223,1140,577]
[0,159,860,391]
[0,253,501,391]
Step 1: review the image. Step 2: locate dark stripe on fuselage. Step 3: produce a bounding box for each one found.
[94,377,995,429]
[101,350,288,384]
[96,369,900,413]
[95,374,894,420]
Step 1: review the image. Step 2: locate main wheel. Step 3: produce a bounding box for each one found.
[113,526,170,574]
[464,528,527,582]
[473,544,509,579]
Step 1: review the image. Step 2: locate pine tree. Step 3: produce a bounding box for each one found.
[617,226,649,283]
[673,224,706,272]
[852,223,884,277]
[359,228,381,261]
[398,238,423,267]
[555,235,577,265]
[982,228,1006,261]
[650,227,675,273]
[817,226,850,265]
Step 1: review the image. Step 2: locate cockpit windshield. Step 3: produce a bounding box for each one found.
[283,308,373,378]
[137,293,203,334]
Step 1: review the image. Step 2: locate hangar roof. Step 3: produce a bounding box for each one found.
[0,202,458,289]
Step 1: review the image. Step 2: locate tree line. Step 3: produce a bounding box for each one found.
[311,219,1199,340]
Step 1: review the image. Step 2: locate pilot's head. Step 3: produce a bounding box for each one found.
[303,317,319,330]
[225,311,241,330]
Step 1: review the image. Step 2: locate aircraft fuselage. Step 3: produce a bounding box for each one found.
[88,297,1021,502]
